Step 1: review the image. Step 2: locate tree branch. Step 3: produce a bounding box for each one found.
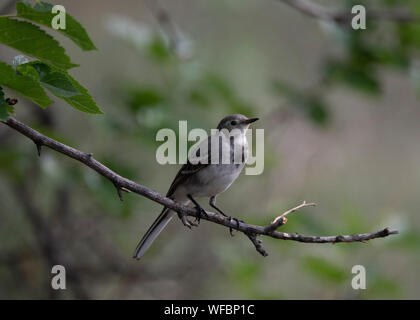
[264,200,315,233]
[277,0,420,24]
[1,116,399,257]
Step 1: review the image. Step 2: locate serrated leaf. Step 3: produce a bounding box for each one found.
[18,62,79,97]
[16,1,97,51]
[0,17,77,70]
[62,71,103,114]
[0,62,52,108]
[18,61,102,114]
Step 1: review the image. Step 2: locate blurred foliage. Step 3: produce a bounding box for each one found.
[1,0,420,299]
[271,0,420,126]
[272,80,330,126]
[302,256,347,284]
[105,15,256,147]
[389,230,420,251]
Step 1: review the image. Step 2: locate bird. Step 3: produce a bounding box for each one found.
[133,114,259,260]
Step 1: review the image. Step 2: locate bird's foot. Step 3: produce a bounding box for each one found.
[226,217,241,236]
[209,206,240,236]
[194,206,208,224]
[177,212,198,229]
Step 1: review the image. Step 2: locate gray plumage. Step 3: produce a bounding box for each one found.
[133,114,258,260]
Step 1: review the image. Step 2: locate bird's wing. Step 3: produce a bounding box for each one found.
[166,136,212,197]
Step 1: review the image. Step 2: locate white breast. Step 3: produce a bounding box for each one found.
[182,132,248,197]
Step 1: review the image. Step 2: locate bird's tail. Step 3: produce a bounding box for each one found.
[132,208,176,260]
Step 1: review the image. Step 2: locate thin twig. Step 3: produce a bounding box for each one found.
[246,233,268,257]
[1,116,399,257]
[265,201,316,233]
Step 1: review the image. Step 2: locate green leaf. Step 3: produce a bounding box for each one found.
[18,62,79,97]
[18,61,103,114]
[16,1,97,51]
[0,17,77,70]
[0,87,9,121]
[62,71,103,114]
[0,62,52,108]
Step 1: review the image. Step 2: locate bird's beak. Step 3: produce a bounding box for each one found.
[242,118,259,125]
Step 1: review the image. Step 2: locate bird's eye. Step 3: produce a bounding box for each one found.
[230,121,237,126]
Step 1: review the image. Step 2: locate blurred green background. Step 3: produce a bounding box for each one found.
[1,0,420,299]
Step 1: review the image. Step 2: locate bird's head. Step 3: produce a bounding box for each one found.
[216,114,259,133]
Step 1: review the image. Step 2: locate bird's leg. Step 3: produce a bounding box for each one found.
[209,196,228,217]
[209,196,239,236]
[187,194,208,224]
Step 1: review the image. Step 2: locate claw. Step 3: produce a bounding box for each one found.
[228,217,240,236]
[187,194,208,224]
[178,212,198,229]
[194,206,208,224]
[214,210,239,236]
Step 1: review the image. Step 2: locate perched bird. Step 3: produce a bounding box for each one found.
[133,114,258,260]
